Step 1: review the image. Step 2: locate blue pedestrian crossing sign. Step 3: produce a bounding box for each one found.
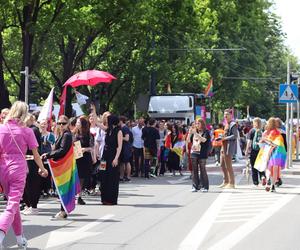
[279,84,298,103]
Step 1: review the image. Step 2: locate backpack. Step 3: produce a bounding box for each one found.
[252,129,262,151]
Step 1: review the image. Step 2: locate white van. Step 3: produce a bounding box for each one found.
[148,94,204,125]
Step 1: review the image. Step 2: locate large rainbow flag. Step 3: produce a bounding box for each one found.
[254,129,287,172]
[48,147,81,214]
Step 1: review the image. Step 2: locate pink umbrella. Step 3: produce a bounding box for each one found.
[63,70,117,87]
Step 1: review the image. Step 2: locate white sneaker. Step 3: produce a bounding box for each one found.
[190,187,198,192]
[201,188,208,193]
[23,207,38,215]
[21,206,30,214]
[51,211,67,220]
[17,236,28,249]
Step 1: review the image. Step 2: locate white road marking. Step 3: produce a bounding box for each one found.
[45,214,114,249]
[167,176,190,185]
[208,194,295,250]
[215,219,248,223]
[178,192,231,250]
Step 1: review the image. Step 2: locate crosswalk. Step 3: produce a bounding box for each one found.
[0,194,6,212]
[214,190,285,224]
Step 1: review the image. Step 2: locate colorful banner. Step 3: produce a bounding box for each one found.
[48,147,81,214]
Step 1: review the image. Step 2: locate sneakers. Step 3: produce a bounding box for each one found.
[201,188,208,193]
[190,187,198,192]
[52,211,67,220]
[17,236,28,249]
[77,197,86,205]
[23,207,39,215]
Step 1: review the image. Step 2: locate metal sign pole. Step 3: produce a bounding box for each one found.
[286,61,290,168]
[297,78,300,160]
[290,102,294,167]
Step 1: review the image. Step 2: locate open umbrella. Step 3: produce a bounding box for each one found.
[63,70,116,87]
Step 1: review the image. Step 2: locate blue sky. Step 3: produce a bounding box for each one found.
[273,0,300,60]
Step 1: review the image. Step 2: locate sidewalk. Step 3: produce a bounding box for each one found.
[282,161,300,175]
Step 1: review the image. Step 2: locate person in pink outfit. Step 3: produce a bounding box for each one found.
[0,101,48,249]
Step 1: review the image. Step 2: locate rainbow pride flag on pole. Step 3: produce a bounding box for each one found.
[204,78,213,97]
[48,147,81,214]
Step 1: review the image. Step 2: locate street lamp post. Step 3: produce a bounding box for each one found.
[20,66,29,104]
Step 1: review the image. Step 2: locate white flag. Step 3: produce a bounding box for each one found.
[75,91,89,105]
[38,88,54,122]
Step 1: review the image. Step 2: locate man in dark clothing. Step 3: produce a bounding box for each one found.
[142,119,160,178]
[119,116,133,182]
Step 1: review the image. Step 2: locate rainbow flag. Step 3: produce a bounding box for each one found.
[266,129,287,169]
[204,78,213,97]
[48,147,81,214]
[254,129,287,172]
[172,140,185,159]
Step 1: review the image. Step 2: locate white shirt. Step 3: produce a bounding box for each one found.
[95,128,106,159]
[132,125,144,148]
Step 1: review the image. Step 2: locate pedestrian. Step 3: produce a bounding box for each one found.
[131,117,144,177]
[119,116,133,182]
[100,115,123,205]
[73,116,94,205]
[89,113,100,195]
[165,123,184,176]
[142,118,160,178]
[219,109,238,189]
[245,118,266,186]
[189,118,211,192]
[257,117,287,192]
[212,123,225,167]
[42,115,74,219]
[0,101,48,249]
[158,121,167,175]
[22,114,43,215]
[39,119,56,197]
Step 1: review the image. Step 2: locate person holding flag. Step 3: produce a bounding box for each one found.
[42,115,81,219]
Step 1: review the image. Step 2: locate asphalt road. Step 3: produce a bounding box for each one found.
[1,158,300,250]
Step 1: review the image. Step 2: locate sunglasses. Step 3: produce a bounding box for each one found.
[57,122,67,125]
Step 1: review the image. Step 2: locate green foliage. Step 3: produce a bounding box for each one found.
[0,0,298,120]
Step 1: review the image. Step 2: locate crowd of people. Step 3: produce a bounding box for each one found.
[0,102,289,249]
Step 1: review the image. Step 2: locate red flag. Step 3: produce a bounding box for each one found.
[59,86,67,116]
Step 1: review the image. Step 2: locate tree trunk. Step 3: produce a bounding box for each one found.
[0,32,11,109]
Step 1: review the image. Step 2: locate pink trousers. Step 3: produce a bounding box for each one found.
[0,157,27,235]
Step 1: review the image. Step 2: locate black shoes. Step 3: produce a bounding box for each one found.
[78,197,86,205]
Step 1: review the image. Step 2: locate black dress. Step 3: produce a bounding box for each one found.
[101,127,120,205]
[167,135,181,171]
[75,133,93,180]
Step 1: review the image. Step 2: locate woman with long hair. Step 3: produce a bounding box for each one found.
[100,115,123,205]
[165,123,183,176]
[42,115,74,219]
[260,117,287,192]
[0,101,48,249]
[189,118,211,192]
[74,116,94,204]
